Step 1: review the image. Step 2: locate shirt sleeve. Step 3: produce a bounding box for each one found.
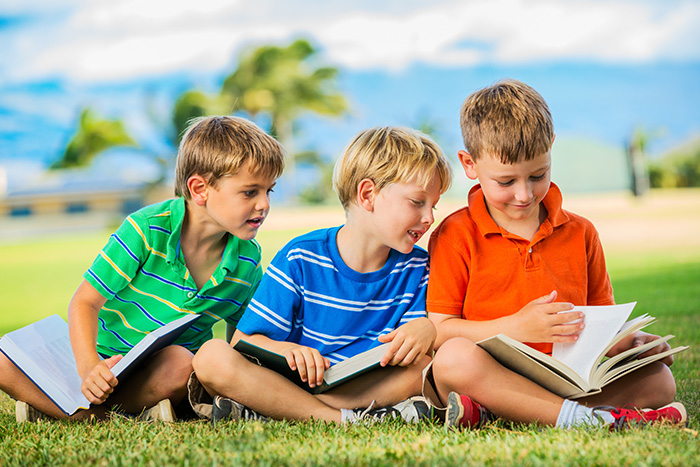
[236,246,302,341]
[83,213,148,299]
[426,225,470,316]
[585,226,615,306]
[396,259,429,326]
[224,262,264,328]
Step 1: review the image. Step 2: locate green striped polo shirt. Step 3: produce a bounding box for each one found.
[84,197,263,357]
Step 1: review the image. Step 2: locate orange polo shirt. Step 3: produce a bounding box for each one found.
[427,182,614,354]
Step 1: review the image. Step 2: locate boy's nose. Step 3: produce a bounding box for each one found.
[514,182,533,202]
[422,207,434,226]
[256,194,270,212]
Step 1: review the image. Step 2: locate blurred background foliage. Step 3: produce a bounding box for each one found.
[50,108,138,170]
[50,38,700,205]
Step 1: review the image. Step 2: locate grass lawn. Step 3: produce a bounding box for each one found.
[1,192,699,466]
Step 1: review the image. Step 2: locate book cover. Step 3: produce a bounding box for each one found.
[233,339,390,394]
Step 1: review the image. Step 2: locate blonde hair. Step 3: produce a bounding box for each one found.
[333,126,452,209]
[460,79,553,164]
[174,116,286,198]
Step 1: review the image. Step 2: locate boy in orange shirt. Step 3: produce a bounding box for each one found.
[426,79,686,430]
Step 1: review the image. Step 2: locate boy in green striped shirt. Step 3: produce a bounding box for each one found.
[2,116,285,422]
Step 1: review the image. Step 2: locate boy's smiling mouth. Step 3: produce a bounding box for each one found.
[408,230,423,242]
[247,216,265,228]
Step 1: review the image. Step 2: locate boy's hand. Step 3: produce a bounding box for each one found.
[510,291,584,343]
[282,344,331,389]
[378,317,435,367]
[608,331,674,366]
[80,355,122,404]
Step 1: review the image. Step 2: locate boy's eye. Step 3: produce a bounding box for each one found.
[411,199,425,207]
[497,180,514,187]
[244,190,257,197]
[531,173,546,181]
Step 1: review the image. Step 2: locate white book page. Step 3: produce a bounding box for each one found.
[552,303,636,382]
[0,315,89,413]
[324,343,389,384]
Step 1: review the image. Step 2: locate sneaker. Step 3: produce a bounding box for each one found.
[598,403,688,431]
[138,399,177,423]
[347,396,433,424]
[211,395,269,425]
[445,392,493,429]
[15,401,49,423]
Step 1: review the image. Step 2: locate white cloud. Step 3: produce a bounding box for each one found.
[2,0,699,82]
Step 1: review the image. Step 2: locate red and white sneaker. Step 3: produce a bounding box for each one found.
[601,403,688,430]
[445,392,493,429]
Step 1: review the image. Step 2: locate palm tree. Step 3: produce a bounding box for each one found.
[220,39,348,150]
[170,38,349,202]
[51,108,137,169]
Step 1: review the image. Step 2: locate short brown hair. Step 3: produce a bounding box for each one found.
[460,79,553,164]
[332,126,452,209]
[174,116,286,198]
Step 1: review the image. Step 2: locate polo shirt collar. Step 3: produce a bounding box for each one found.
[468,182,569,237]
[166,197,186,265]
[165,197,240,274]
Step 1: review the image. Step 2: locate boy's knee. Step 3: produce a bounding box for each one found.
[432,338,481,386]
[159,345,194,375]
[192,339,242,384]
[648,362,677,407]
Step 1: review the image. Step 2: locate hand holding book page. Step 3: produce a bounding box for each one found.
[477,303,688,398]
[552,302,640,379]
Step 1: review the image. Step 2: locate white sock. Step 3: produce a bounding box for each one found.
[340,408,357,424]
[555,399,614,429]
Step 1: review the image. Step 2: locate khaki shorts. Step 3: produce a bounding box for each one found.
[187,372,213,419]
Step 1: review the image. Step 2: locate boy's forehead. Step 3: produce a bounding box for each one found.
[479,150,551,166]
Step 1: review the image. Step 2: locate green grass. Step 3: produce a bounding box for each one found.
[1,229,699,466]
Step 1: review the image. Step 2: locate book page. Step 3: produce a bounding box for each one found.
[323,343,389,385]
[552,302,636,382]
[0,315,89,414]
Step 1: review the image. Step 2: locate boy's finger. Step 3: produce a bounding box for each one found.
[300,349,319,387]
[389,340,411,366]
[313,354,326,386]
[554,322,584,336]
[378,330,396,343]
[553,310,583,324]
[293,351,308,382]
[380,346,396,366]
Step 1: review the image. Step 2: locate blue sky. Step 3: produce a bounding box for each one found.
[1,0,699,191]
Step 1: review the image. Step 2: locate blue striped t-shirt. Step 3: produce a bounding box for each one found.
[236,226,429,364]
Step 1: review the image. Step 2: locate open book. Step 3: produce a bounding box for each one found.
[0,313,200,415]
[477,303,688,398]
[233,339,390,394]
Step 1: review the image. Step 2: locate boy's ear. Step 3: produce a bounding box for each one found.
[187,175,209,206]
[357,178,377,211]
[458,150,479,180]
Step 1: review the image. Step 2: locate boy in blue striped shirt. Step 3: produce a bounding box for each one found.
[192,126,452,423]
[2,116,285,422]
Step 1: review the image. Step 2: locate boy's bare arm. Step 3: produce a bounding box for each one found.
[377,317,436,367]
[232,329,331,389]
[68,280,121,404]
[429,291,584,348]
